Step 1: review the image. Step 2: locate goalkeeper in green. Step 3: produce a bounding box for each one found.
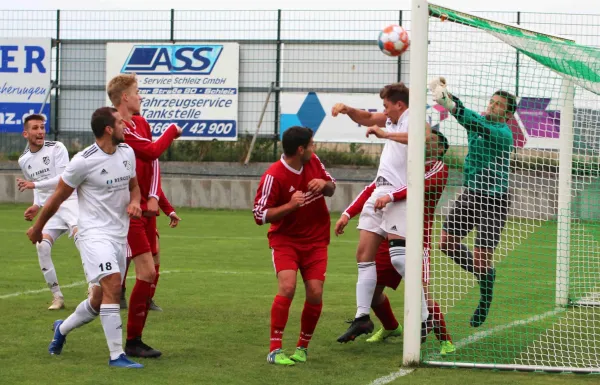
[429,77,515,327]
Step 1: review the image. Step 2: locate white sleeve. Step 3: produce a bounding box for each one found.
[61,154,87,189]
[34,143,70,189]
[19,157,40,206]
[33,189,42,207]
[128,147,137,179]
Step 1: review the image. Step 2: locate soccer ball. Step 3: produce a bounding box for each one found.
[378,24,410,57]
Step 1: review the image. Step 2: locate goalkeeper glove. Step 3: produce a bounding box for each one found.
[428,76,456,112]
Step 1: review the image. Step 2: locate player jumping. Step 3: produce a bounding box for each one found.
[331,83,434,342]
[28,107,144,368]
[253,126,336,366]
[335,129,456,355]
[107,73,182,357]
[17,114,78,310]
[429,77,515,327]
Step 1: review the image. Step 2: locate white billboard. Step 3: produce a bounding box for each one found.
[0,38,52,133]
[280,91,565,149]
[106,42,239,141]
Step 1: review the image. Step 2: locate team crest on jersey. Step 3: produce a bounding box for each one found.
[123,161,132,171]
[43,156,50,165]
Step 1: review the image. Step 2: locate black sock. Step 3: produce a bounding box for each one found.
[446,243,475,274]
[479,268,496,305]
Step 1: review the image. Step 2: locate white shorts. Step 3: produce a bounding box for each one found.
[43,198,78,240]
[75,237,127,284]
[357,185,407,238]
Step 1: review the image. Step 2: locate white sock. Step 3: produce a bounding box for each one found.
[356,262,377,318]
[100,304,124,360]
[37,239,62,298]
[59,298,99,335]
[389,243,430,321]
[421,288,430,322]
[389,244,406,277]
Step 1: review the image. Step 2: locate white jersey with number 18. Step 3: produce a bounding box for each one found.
[61,143,136,244]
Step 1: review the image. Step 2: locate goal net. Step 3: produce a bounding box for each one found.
[413,3,600,373]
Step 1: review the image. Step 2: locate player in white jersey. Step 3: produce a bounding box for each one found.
[331,83,434,342]
[16,114,79,310]
[27,107,144,368]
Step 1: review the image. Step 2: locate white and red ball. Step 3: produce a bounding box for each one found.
[378,24,410,57]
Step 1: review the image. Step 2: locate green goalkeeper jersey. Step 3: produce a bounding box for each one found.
[451,96,513,196]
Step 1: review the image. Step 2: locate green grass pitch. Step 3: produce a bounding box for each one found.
[0,204,599,384]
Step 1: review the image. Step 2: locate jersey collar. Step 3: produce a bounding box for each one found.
[280,155,303,175]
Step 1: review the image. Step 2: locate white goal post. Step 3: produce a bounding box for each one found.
[404,1,600,372]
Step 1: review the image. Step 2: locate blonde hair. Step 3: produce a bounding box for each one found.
[107,73,137,107]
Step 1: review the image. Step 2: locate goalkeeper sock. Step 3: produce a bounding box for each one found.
[471,268,496,327]
[446,243,475,274]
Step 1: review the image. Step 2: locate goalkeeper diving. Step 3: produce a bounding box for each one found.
[429,77,515,327]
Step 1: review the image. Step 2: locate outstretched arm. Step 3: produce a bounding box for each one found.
[124,124,181,161]
[332,103,387,127]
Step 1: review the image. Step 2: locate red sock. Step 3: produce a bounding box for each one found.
[153,263,160,287]
[127,279,153,340]
[431,301,451,342]
[122,258,132,291]
[371,294,399,331]
[297,301,323,349]
[270,295,292,352]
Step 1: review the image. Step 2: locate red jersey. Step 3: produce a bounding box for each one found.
[123,116,178,211]
[253,154,336,248]
[344,160,448,248]
[158,186,175,216]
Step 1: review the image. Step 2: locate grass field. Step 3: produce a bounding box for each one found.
[1,204,599,385]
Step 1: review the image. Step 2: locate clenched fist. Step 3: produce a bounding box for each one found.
[331,103,350,117]
[288,191,305,209]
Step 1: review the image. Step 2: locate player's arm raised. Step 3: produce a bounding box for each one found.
[332,103,387,127]
[429,76,492,137]
[27,178,74,244]
[124,124,182,162]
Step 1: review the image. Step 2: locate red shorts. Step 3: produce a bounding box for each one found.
[127,215,157,258]
[375,241,430,289]
[271,244,328,282]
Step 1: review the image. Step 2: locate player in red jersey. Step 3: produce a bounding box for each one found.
[119,162,181,311]
[335,129,456,355]
[120,182,180,311]
[107,73,182,358]
[253,126,336,366]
